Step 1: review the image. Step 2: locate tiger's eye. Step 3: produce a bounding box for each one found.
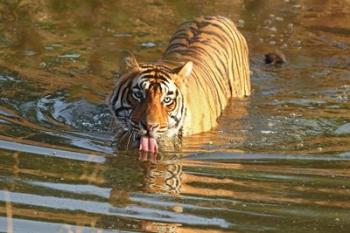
[163,97,173,104]
[133,91,143,100]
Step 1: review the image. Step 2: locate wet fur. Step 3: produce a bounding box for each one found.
[109,16,251,150]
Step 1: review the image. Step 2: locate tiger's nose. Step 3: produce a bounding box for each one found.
[146,123,160,132]
[140,121,160,133]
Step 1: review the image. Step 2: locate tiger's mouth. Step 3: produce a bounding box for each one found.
[121,119,176,153]
[139,135,158,153]
[137,124,160,153]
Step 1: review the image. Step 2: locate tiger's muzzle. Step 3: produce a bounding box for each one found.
[138,122,160,154]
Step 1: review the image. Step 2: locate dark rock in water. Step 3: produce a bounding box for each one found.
[264,51,287,65]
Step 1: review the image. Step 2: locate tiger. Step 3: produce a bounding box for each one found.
[109,16,251,153]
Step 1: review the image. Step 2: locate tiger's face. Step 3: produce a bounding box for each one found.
[109,53,192,153]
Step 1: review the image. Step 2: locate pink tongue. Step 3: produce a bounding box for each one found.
[139,136,158,153]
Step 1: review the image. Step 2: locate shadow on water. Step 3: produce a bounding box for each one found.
[1,0,350,232]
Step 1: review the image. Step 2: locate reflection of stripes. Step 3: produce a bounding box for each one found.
[145,163,183,194]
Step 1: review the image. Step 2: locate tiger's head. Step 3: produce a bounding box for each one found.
[109,53,192,153]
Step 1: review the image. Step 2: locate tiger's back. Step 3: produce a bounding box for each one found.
[162,16,251,135]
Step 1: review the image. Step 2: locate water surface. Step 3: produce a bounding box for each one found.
[1,0,350,232]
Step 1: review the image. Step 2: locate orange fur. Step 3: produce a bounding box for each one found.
[109,16,251,149]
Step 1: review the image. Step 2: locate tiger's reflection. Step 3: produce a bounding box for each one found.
[107,153,187,232]
[107,152,184,198]
[140,153,183,195]
[133,153,193,233]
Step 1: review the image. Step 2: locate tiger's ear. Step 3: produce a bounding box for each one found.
[119,52,139,73]
[173,61,193,82]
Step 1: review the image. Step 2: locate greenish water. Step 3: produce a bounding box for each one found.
[1,0,350,232]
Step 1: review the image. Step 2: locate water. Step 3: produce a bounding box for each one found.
[1,0,350,232]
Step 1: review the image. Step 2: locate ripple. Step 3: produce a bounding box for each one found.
[0,139,106,163]
[0,190,230,228]
[334,123,350,135]
[0,217,128,233]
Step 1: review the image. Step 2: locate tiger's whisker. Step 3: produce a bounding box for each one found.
[126,131,133,151]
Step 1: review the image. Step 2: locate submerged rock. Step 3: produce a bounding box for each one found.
[264,51,287,65]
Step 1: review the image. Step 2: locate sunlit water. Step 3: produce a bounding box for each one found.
[0,0,350,232]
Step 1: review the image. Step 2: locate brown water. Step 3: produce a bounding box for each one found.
[1,0,350,232]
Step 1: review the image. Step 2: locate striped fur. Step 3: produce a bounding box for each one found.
[109,16,251,150]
